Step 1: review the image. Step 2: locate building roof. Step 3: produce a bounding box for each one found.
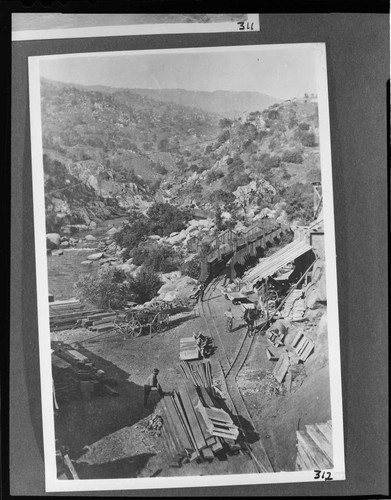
[243,239,313,285]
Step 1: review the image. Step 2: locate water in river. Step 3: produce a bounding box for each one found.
[47,217,127,301]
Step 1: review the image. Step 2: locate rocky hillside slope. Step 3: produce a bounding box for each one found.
[41,78,321,232]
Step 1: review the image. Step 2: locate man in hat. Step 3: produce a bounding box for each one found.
[144,368,163,408]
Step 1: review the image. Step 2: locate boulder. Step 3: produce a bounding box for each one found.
[163,290,179,302]
[60,236,69,242]
[60,241,70,248]
[87,252,104,261]
[107,242,117,252]
[103,237,113,245]
[51,250,63,257]
[69,238,78,245]
[85,234,97,241]
[46,233,61,249]
[81,260,94,266]
[106,227,118,235]
[116,263,136,274]
[149,235,162,241]
[305,262,327,309]
[89,221,97,230]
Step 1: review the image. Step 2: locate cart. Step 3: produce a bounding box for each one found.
[113,307,170,339]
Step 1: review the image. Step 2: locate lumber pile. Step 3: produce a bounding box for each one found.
[291,332,314,362]
[157,361,242,466]
[49,298,106,331]
[179,336,200,361]
[295,420,333,470]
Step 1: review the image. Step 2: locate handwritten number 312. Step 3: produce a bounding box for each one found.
[314,470,333,481]
[237,22,254,31]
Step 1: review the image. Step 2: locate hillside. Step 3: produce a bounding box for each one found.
[129,88,282,119]
[40,78,320,232]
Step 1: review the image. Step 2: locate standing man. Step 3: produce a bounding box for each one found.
[144,368,163,408]
[244,308,256,337]
[224,307,234,331]
[199,281,205,302]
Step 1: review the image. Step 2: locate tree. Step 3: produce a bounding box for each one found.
[219,118,233,129]
[74,267,132,310]
[128,267,163,304]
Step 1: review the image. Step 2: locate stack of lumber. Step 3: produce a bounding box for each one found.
[52,353,80,401]
[86,312,118,333]
[292,332,315,362]
[273,351,290,383]
[49,298,105,331]
[51,341,119,401]
[295,420,333,470]
[179,337,200,361]
[157,362,242,466]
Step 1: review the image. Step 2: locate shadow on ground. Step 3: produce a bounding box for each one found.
[55,346,156,460]
[75,453,156,479]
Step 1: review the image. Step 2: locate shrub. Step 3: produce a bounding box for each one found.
[298,122,310,131]
[128,267,163,304]
[217,130,230,145]
[132,241,180,272]
[282,182,313,223]
[281,149,304,164]
[180,258,201,280]
[300,131,317,147]
[155,162,168,175]
[219,118,233,129]
[147,202,191,237]
[206,169,224,183]
[74,267,132,310]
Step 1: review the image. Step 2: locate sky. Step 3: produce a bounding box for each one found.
[38,45,320,100]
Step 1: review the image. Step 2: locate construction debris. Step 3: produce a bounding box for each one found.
[139,413,164,437]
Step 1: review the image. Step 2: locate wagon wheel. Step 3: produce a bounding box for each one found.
[148,301,161,311]
[125,316,143,338]
[152,312,170,333]
[113,318,129,339]
[266,289,279,302]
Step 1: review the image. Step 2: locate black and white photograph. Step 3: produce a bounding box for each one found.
[12,13,259,41]
[28,43,344,492]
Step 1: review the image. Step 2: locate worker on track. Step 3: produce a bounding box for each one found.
[144,368,163,408]
[244,307,257,337]
[224,307,234,331]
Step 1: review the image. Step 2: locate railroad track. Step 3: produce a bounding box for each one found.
[197,277,274,473]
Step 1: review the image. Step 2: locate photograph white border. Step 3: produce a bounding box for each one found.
[28,43,345,493]
[13,13,260,41]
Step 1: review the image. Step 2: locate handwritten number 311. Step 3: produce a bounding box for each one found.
[314,470,333,481]
[237,22,254,31]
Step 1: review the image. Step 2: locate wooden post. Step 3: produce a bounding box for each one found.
[265,277,269,322]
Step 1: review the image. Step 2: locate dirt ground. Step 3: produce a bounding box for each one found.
[54,292,331,478]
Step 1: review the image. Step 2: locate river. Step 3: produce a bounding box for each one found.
[47,217,127,301]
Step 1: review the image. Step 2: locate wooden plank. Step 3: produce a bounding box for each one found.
[198,386,214,407]
[201,447,214,461]
[296,431,333,469]
[63,454,79,480]
[171,392,200,458]
[300,341,315,361]
[306,425,333,462]
[291,331,303,348]
[316,423,333,443]
[178,388,208,451]
[164,396,193,454]
[92,316,117,325]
